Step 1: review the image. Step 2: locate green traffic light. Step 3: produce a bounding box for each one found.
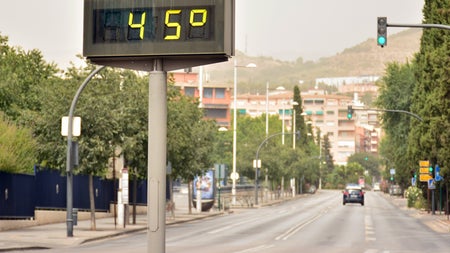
[347,113,352,119]
[429,166,433,172]
[377,36,386,45]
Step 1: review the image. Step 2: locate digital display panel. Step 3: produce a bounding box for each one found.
[93,7,213,43]
[83,0,234,70]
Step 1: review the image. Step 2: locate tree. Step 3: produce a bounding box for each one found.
[293,85,307,147]
[347,152,381,180]
[0,115,37,173]
[409,1,450,187]
[375,62,415,188]
[0,34,58,121]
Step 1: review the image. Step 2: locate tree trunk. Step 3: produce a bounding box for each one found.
[89,174,96,231]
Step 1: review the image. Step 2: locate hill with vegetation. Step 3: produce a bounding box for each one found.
[200,29,421,93]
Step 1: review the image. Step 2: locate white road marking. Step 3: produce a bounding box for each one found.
[232,244,275,253]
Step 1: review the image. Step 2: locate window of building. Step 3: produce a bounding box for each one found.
[327,99,337,106]
[316,110,324,115]
[215,88,225,98]
[315,99,324,105]
[205,109,227,119]
[185,87,195,97]
[326,110,335,115]
[304,99,314,105]
[203,88,213,98]
[337,141,355,148]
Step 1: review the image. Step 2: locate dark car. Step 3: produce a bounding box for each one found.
[343,185,364,205]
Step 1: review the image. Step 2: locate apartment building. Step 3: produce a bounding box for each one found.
[172,71,232,128]
[172,71,381,165]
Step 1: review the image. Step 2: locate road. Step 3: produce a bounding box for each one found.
[21,190,450,253]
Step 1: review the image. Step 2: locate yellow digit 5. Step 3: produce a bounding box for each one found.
[165,10,181,40]
[190,9,207,27]
[128,12,146,39]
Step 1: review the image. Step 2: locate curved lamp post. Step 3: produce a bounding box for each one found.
[254,131,300,205]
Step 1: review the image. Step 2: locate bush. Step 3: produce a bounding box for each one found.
[404,186,425,209]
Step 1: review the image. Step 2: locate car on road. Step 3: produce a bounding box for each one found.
[373,182,381,191]
[343,184,364,205]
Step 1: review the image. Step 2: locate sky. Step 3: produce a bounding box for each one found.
[0,0,424,70]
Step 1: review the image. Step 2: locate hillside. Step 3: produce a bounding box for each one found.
[199,29,421,93]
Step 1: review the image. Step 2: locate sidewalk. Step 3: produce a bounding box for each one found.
[0,207,223,252]
[381,192,450,233]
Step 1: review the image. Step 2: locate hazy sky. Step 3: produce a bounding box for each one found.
[0,0,424,69]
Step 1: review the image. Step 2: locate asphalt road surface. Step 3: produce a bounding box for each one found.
[20,190,450,253]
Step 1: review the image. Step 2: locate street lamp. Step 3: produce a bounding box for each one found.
[232,59,256,205]
[276,86,286,145]
[291,101,299,149]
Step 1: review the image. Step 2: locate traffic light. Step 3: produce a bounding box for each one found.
[429,166,434,177]
[347,105,353,119]
[377,17,387,47]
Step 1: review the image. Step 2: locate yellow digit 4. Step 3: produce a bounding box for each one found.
[190,9,207,27]
[165,10,181,40]
[128,12,146,40]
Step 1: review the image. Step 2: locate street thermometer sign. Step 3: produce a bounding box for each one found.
[83,0,235,71]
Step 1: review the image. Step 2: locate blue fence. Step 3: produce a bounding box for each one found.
[0,172,36,218]
[0,169,150,219]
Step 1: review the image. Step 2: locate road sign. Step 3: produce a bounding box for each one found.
[419,167,430,174]
[253,159,261,169]
[411,177,416,186]
[390,168,395,175]
[435,164,443,181]
[420,174,432,182]
[230,172,239,180]
[419,160,430,167]
[428,178,436,189]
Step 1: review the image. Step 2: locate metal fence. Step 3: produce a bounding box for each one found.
[0,169,149,219]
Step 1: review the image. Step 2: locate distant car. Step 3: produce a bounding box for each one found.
[373,183,381,191]
[389,185,402,196]
[343,185,364,205]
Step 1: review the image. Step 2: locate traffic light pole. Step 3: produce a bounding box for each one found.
[387,23,450,31]
[377,17,450,48]
[352,108,423,121]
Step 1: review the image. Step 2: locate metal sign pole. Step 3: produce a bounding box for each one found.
[147,59,167,253]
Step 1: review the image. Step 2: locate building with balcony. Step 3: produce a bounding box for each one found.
[172,71,382,165]
[172,71,232,128]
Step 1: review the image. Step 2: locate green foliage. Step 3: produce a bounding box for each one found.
[375,61,415,188]
[405,186,425,209]
[0,115,37,174]
[0,34,59,121]
[408,0,450,185]
[347,152,380,179]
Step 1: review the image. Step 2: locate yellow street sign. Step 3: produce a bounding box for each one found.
[420,167,430,174]
[419,174,432,182]
[419,160,430,167]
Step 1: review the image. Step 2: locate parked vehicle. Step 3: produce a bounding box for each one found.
[373,183,381,191]
[389,185,402,196]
